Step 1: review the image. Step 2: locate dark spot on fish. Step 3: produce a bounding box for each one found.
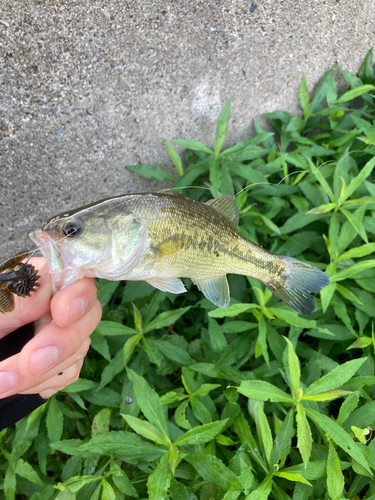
[214,250,220,257]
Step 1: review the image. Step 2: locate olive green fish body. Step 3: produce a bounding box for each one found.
[29,192,329,315]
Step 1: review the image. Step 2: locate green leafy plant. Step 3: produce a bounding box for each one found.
[1,50,375,500]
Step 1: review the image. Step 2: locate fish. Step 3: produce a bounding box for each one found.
[29,191,329,315]
[0,252,41,314]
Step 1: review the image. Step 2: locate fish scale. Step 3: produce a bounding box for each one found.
[29,191,329,315]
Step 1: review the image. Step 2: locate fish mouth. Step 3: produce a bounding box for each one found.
[29,229,77,293]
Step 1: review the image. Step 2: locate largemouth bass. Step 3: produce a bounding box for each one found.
[29,191,329,315]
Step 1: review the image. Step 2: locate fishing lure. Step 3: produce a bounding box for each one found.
[0,252,41,314]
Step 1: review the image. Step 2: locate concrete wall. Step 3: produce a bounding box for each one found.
[1,0,374,259]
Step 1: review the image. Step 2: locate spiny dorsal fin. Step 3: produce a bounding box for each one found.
[206,194,240,228]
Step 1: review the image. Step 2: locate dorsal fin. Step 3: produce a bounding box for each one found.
[205,194,240,228]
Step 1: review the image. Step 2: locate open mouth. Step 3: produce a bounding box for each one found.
[29,229,69,292]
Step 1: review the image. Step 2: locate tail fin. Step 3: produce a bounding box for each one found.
[266,257,329,316]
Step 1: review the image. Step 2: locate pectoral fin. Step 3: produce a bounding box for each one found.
[147,277,187,294]
[192,275,230,308]
[155,234,191,258]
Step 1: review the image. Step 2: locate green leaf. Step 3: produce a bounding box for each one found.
[342,400,375,430]
[309,69,335,114]
[122,414,167,445]
[174,419,228,446]
[127,369,169,436]
[149,339,195,366]
[336,84,375,103]
[306,158,335,203]
[4,466,16,500]
[296,402,312,469]
[271,410,294,467]
[142,337,165,366]
[94,321,136,336]
[298,82,310,118]
[46,396,64,443]
[175,400,191,431]
[302,390,352,401]
[256,314,269,365]
[238,380,294,404]
[63,378,97,393]
[256,402,273,464]
[166,141,184,176]
[169,478,198,500]
[337,242,375,261]
[91,408,111,437]
[358,48,375,84]
[90,331,111,361]
[144,306,191,332]
[326,442,346,500]
[55,475,102,492]
[215,99,231,156]
[284,337,300,399]
[98,349,125,390]
[208,303,258,318]
[172,139,214,154]
[268,307,316,329]
[123,333,142,364]
[342,156,375,202]
[111,460,139,498]
[340,208,368,243]
[273,471,312,487]
[185,452,240,491]
[102,478,116,500]
[245,476,273,500]
[78,431,165,461]
[193,383,221,397]
[330,260,375,282]
[126,164,178,182]
[304,358,366,396]
[336,392,360,426]
[347,337,373,349]
[304,407,372,474]
[14,458,43,486]
[147,452,172,500]
[97,281,120,306]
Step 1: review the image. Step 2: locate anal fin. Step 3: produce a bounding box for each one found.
[147,277,187,294]
[192,275,230,308]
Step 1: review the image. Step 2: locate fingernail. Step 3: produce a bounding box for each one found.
[0,371,16,394]
[29,346,60,376]
[63,297,87,326]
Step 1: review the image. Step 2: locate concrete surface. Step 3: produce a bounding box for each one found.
[0,0,374,259]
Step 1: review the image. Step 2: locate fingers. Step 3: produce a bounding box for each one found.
[50,277,99,328]
[17,279,100,378]
[0,258,51,338]
[19,338,91,398]
[0,299,102,399]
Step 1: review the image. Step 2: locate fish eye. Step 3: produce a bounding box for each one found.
[62,221,81,238]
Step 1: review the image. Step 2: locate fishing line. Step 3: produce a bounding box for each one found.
[234,146,370,197]
[6,145,371,264]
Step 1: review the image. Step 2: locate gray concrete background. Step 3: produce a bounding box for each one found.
[1,0,374,259]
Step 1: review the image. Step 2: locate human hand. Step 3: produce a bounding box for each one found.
[0,257,102,400]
